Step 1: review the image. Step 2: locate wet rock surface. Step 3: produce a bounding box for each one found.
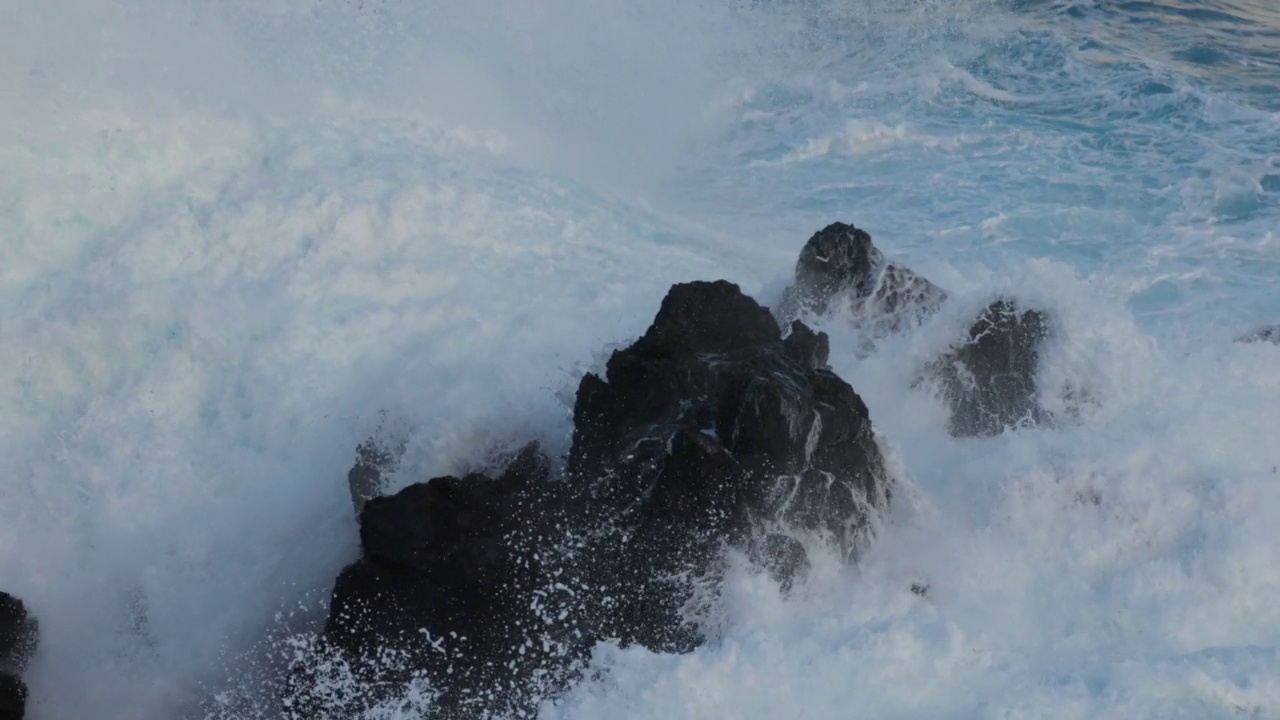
[779,222,947,336]
[779,222,1053,437]
[0,592,37,720]
[286,222,1069,717]
[289,280,892,718]
[924,299,1051,437]
[566,280,888,649]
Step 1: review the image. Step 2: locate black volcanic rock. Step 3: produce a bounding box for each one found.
[288,442,577,719]
[563,279,888,653]
[924,299,1050,437]
[0,591,37,720]
[568,280,886,553]
[293,280,892,718]
[779,222,946,336]
[0,593,36,674]
[778,223,1054,436]
[781,319,830,370]
[0,674,24,720]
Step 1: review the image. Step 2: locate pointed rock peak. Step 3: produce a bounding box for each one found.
[796,223,882,298]
[781,223,945,338]
[631,280,780,359]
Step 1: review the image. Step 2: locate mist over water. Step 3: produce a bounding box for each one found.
[3,0,1280,718]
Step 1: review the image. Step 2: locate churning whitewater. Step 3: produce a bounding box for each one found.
[3,0,1280,717]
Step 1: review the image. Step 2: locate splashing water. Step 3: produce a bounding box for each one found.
[3,0,1280,717]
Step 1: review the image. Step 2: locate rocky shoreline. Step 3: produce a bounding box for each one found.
[281,222,1058,718]
[13,221,1215,719]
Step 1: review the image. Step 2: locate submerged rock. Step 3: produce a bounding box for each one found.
[293,280,892,718]
[923,299,1050,437]
[778,222,946,336]
[0,591,38,720]
[1236,325,1280,344]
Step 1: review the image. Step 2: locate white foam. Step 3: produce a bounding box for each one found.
[5,0,1280,717]
[544,260,1280,719]
[0,111,765,717]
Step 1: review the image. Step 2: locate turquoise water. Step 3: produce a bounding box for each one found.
[673,0,1280,337]
[2,1,1279,717]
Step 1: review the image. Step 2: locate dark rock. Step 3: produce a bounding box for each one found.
[569,280,886,544]
[565,280,888,651]
[627,279,780,359]
[0,593,36,675]
[295,442,575,719]
[1236,325,1280,344]
[782,320,830,370]
[0,673,25,720]
[296,280,892,718]
[924,299,1050,437]
[779,222,946,336]
[0,591,37,720]
[776,224,1054,437]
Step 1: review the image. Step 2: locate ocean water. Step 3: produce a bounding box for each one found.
[2,0,1280,717]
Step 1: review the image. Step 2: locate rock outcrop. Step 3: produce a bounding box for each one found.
[288,280,892,718]
[778,222,947,337]
[567,280,888,650]
[779,222,1053,437]
[923,299,1051,437]
[0,592,38,720]
[290,443,569,718]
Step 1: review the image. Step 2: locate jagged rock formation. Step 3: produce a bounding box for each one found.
[567,280,888,650]
[287,280,892,718]
[923,299,1051,437]
[778,222,947,337]
[289,443,571,717]
[778,222,1053,437]
[0,592,38,720]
